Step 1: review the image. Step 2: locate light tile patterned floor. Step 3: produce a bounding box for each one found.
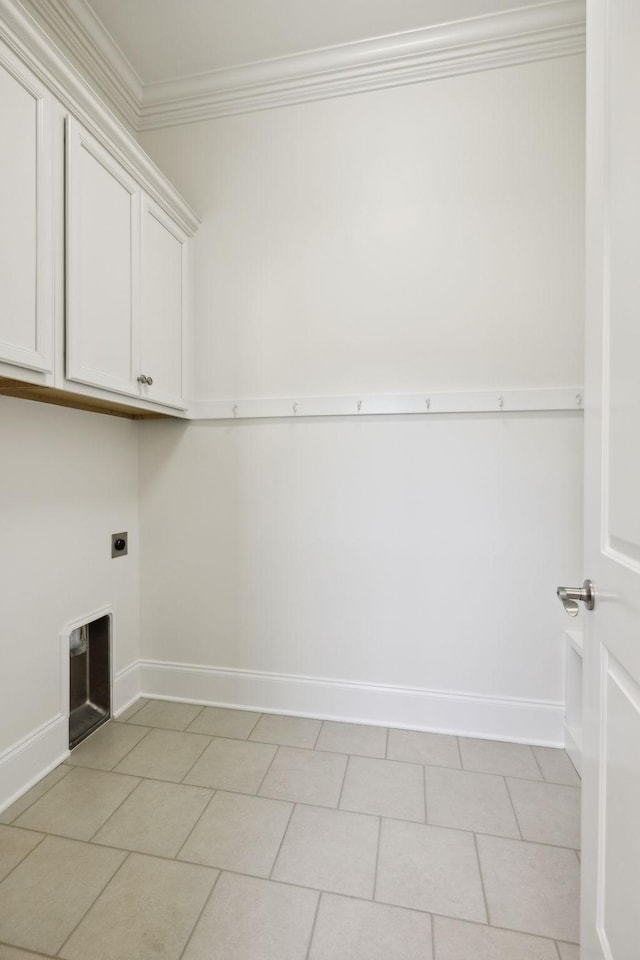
[0,699,581,959]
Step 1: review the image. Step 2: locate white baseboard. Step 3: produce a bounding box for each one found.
[139,660,565,746]
[0,660,140,815]
[113,660,141,717]
[0,658,564,814]
[0,714,69,814]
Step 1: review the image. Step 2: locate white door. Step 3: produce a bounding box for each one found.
[581,0,640,957]
[140,197,188,410]
[66,117,141,396]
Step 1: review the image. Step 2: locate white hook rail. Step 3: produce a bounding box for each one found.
[192,387,584,421]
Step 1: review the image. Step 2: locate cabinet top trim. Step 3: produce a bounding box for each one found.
[0,0,200,234]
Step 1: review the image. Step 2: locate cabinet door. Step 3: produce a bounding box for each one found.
[0,44,53,374]
[140,197,188,410]
[66,117,140,396]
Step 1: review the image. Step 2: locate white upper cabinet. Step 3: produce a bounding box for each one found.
[0,3,198,415]
[66,117,141,397]
[140,197,189,410]
[0,43,53,376]
[66,118,189,410]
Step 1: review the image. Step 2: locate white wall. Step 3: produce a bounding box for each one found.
[141,56,585,400]
[0,397,140,803]
[138,55,585,743]
[139,414,582,722]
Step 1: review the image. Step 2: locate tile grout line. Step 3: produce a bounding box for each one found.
[15,767,583,858]
[503,776,524,841]
[372,815,383,903]
[189,704,206,728]
[423,764,428,824]
[120,703,578,782]
[3,836,577,949]
[177,734,215,785]
[268,801,297,880]
[177,855,584,945]
[109,729,578,782]
[173,855,562,944]
[0,940,55,958]
[531,745,547,781]
[384,726,390,760]
[336,754,350,810]
[173,787,218,862]
[430,910,437,960]
[254,744,281,796]
[311,720,323,750]
[86,774,144,842]
[114,698,148,723]
[246,712,264,739]
[16,769,582,859]
[303,888,323,960]
[0,829,48,888]
[55,850,133,956]
[1,765,73,825]
[106,724,154,771]
[453,765,571,785]
[472,832,492,927]
[502,773,581,792]
[176,865,222,960]
[71,744,465,783]
[126,701,206,733]
[0,940,52,960]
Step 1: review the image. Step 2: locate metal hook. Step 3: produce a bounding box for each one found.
[425,398,431,410]
[232,403,239,417]
[293,402,298,415]
[576,393,583,408]
[357,400,362,412]
[498,395,504,409]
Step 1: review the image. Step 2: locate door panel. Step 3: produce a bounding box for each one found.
[140,197,187,409]
[606,0,640,565]
[582,1,640,957]
[0,43,53,373]
[66,117,140,395]
[601,658,640,958]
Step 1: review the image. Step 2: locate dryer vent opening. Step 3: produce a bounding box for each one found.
[69,615,110,749]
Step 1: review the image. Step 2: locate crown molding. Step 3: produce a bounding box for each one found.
[138,0,586,130]
[4,0,585,133]
[0,0,199,233]
[18,0,142,131]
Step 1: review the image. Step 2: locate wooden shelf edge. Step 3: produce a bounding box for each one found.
[0,376,171,420]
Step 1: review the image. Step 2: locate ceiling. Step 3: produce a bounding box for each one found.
[82,0,552,84]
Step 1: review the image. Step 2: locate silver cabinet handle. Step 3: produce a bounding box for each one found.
[557,579,595,617]
[137,375,153,386]
[146,376,153,386]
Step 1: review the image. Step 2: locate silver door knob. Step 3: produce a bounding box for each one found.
[137,375,148,385]
[557,579,595,617]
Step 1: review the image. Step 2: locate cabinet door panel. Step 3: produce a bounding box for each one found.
[0,45,53,373]
[140,198,188,409]
[66,117,140,395]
